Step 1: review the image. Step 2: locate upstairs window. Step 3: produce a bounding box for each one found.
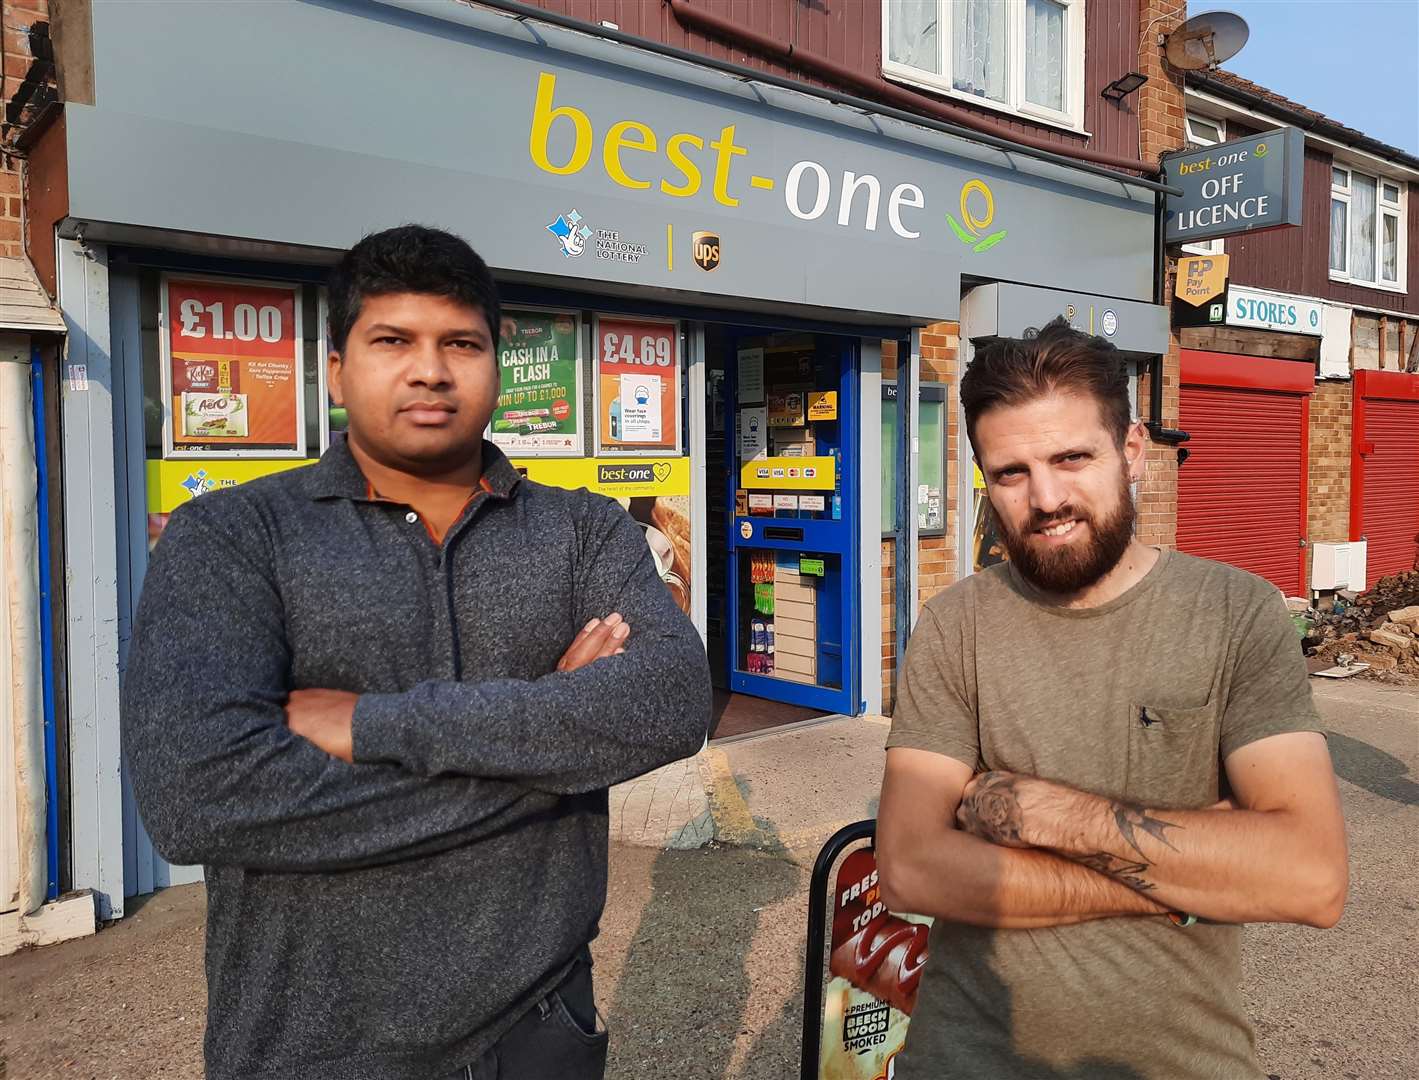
[883,0,1085,131]
[1182,115,1226,257]
[1332,165,1406,290]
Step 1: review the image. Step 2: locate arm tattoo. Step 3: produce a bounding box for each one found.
[1112,802,1182,859]
[957,772,1025,846]
[1077,852,1156,892]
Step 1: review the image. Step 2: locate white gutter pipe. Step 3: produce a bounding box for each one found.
[0,332,45,916]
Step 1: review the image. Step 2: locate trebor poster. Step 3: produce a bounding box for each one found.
[492,307,583,455]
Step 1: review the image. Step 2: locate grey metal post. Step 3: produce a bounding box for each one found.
[57,238,125,919]
[894,330,921,682]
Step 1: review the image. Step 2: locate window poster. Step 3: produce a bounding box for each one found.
[491,307,583,456]
[737,347,765,404]
[512,457,692,617]
[595,315,682,454]
[739,407,768,462]
[161,275,305,458]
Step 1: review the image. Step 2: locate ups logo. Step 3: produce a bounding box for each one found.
[692,231,720,271]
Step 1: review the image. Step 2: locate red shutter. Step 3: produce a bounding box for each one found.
[1177,352,1312,596]
[1353,371,1419,581]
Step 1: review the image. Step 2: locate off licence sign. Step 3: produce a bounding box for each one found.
[1163,127,1304,245]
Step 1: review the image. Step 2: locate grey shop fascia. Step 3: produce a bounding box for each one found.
[53,0,1163,326]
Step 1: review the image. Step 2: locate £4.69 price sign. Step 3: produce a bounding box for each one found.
[596,315,681,454]
[162,275,304,457]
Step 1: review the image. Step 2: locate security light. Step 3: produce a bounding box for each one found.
[1102,72,1149,101]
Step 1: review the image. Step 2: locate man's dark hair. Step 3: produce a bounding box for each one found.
[960,317,1131,455]
[326,225,501,353]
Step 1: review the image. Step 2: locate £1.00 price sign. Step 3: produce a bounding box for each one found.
[163,276,304,457]
[596,315,680,453]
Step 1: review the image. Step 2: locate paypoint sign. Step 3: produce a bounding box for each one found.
[1163,127,1304,245]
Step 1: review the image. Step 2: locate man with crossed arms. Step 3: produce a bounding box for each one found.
[878,319,1348,1080]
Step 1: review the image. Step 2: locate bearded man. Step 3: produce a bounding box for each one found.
[876,318,1348,1080]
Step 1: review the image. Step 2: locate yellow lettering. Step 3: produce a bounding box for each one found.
[661,132,704,198]
[709,124,747,207]
[604,120,656,190]
[528,72,592,176]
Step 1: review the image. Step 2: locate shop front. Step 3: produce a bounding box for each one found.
[35,0,1160,912]
[1174,273,1330,596]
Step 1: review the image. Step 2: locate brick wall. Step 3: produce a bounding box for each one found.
[1136,0,1188,549]
[1307,379,1353,580]
[880,323,960,711]
[1,0,51,258]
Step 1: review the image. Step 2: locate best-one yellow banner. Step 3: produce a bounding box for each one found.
[146,458,314,513]
[513,456,690,498]
[739,455,836,491]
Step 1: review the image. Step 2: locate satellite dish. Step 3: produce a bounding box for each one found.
[1163,11,1250,71]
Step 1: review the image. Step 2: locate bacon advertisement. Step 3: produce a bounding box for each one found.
[819,848,931,1080]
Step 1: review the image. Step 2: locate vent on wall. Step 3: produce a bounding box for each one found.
[1311,541,1368,593]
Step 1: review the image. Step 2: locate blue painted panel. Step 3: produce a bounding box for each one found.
[732,517,852,550]
[726,332,860,716]
[730,670,848,714]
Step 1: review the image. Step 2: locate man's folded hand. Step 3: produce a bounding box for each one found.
[557,613,631,672]
[286,688,359,762]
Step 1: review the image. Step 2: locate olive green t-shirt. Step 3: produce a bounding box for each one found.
[886,549,1323,1080]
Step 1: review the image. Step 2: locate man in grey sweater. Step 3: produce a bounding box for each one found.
[122,225,711,1079]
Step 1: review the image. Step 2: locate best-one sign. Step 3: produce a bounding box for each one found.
[1163,127,1304,245]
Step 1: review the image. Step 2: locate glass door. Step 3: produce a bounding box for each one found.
[724,331,859,715]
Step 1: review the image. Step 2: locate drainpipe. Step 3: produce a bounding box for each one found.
[1,332,46,916]
[1145,194,1190,448]
[31,343,60,901]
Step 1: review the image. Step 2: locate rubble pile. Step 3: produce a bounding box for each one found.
[1303,570,1419,682]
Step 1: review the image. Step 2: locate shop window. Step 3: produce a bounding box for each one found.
[138,270,326,552]
[881,382,947,536]
[882,0,1085,132]
[1181,115,1226,257]
[1331,165,1406,291]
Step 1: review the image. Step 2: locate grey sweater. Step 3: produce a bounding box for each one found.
[121,439,711,1079]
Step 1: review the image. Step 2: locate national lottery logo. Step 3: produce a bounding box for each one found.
[546,209,592,258]
[178,469,237,500]
[946,179,1008,253]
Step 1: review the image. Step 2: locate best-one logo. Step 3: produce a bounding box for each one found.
[527,72,1005,250]
[597,462,674,484]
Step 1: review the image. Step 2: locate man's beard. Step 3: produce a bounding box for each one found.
[995,471,1136,595]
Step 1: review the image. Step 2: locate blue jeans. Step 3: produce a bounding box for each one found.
[449,954,607,1080]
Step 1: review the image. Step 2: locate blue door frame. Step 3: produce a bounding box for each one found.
[725,333,861,715]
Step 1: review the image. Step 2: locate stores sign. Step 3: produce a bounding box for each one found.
[1163,127,1304,245]
[1226,286,1323,336]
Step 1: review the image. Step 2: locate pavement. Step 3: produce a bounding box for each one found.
[2,682,1415,1079]
[609,714,890,857]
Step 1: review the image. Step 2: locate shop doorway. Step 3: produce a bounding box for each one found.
[703,326,861,737]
